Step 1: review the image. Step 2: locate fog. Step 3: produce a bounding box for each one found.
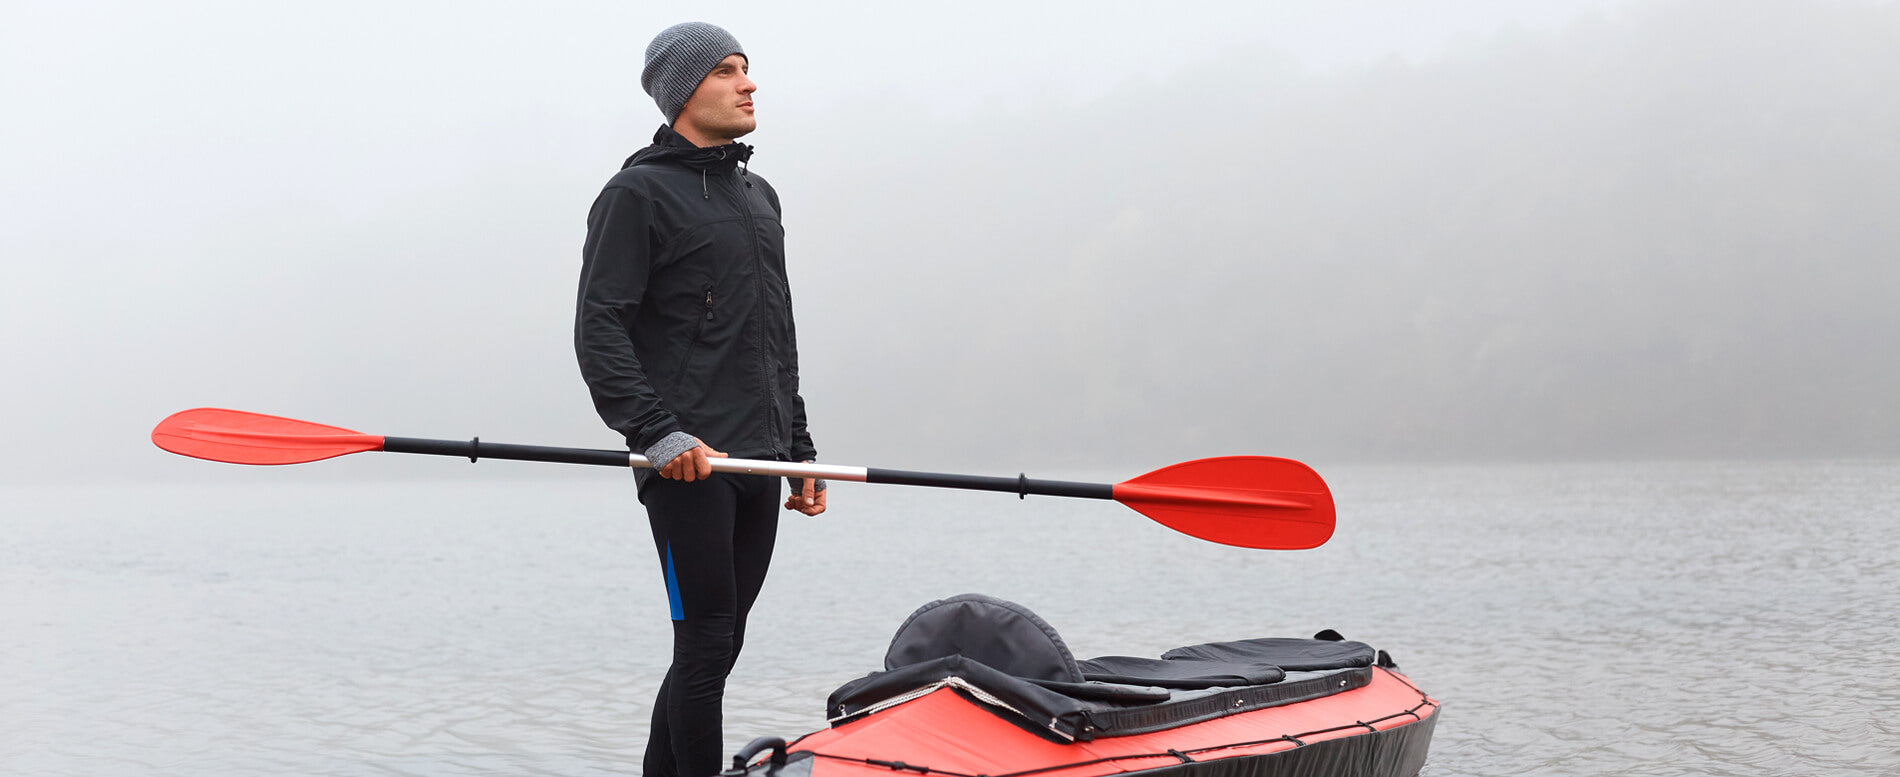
[4,0,1896,485]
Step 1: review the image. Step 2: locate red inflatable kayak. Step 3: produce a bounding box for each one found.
[724,595,1438,777]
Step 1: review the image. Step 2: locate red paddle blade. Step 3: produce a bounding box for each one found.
[152,408,384,465]
[1113,456,1336,550]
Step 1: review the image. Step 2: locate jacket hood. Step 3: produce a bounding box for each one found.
[623,124,755,172]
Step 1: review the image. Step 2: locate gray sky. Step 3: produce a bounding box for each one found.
[4,0,1896,485]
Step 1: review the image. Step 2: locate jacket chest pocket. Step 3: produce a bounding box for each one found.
[662,282,716,397]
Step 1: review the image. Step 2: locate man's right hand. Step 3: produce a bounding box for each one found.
[659,439,728,482]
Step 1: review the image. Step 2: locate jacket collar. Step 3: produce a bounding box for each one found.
[623,124,755,171]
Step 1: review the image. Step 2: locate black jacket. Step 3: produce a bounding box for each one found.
[575,125,816,465]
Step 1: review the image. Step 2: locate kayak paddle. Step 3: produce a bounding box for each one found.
[151,408,1335,550]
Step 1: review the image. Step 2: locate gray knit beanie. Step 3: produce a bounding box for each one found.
[642,22,746,124]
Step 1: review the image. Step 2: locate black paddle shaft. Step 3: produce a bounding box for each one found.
[383,436,630,467]
[866,468,1114,500]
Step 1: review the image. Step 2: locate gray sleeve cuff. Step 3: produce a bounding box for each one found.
[644,432,699,470]
[788,466,827,494]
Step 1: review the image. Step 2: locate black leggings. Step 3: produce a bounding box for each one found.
[641,471,780,777]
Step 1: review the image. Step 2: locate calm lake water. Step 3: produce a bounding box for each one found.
[4,459,1897,776]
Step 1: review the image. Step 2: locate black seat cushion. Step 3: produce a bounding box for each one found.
[1078,655,1285,689]
[1161,637,1375,672]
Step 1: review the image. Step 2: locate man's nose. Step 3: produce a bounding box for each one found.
[738,75,757,94]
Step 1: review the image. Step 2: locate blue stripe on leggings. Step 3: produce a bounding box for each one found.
[664,543,684,621]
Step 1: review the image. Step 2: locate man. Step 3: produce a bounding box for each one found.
[574,21,826,777]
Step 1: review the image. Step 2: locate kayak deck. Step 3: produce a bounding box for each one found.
[777,666,1436,777]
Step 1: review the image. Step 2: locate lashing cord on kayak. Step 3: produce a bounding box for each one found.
[790,667,1440,777]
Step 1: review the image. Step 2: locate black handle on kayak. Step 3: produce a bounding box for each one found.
[724,736,789,775]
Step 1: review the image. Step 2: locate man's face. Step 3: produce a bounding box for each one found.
[676,54,757,144]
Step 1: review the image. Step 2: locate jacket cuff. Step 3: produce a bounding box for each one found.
[788,459,826,494]
[786,477,827,493]
[643,431,699,470]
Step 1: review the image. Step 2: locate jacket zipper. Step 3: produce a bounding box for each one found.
[732,172,784,457]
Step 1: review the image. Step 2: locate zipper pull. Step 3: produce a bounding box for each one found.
[704,287,715,321]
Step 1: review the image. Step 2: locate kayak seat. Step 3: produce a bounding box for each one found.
[883,593,1084,683]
